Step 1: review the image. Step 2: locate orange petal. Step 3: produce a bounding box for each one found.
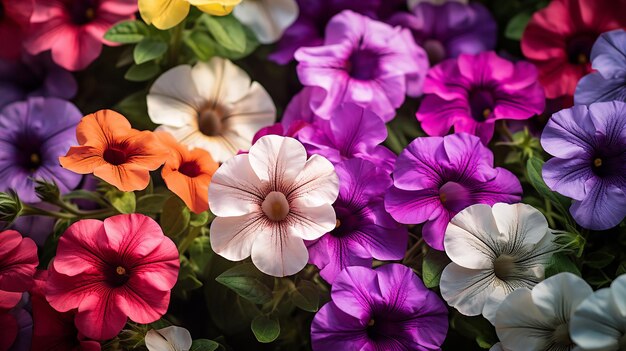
[93,163,151,192]
[123,130,169,171]
[190,148,219,174]
[76,110,132,147]
[163,170,209,213]
[59,146,106,174]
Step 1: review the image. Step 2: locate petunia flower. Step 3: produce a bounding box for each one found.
[158,131,219,214]
[140,0,241,30]
[0,230,38,312]
[416,51,545,144]
[295,10,429,121]
[541,101,626,230]
[208,135,339,277]
[297,103,396,174]
[384,133,522,250]
[0,97,83,203]
[24,0,137,71]
[494,273,592,351]
[307,159,408,283]
[310,264,448,350]
[0,307,31,351]
[145,326,192,351]
[521,0,626,99]
[147,58,276,163]
[440,203,557,322]
[570,274,626,351]
[408,0,467,7]
[233,0,299,44]
[575,29,626,105]
[60,109,169,192]
[0,0,33,60]
[389,1,496,64]
[46,214,180,340]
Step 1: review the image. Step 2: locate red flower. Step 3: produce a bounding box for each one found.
[521,0,626,98]
[0,230,38,311]
[0,312,17,351]
[46,214,180,341]
[0,0,33,60]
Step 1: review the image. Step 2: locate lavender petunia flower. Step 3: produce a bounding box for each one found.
[311,264,448,351]
[307,159,408,283]
[269,0,380,64]
[298,103,396,174]
[295,10,429,121]
[384,133,522,250]
[388,2,497,64]
[575,29,626,105]
[417,51,545,144]
[0,54,77,109]
[541,101,626,230]
[0,97,82,203]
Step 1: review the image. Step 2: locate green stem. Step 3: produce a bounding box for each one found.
[168,21,185,67]
[21,204,116,220]
[178,227,202,253]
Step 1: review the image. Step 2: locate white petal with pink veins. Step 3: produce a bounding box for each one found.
[251,224,309,277]
[210,212,267,261]
[248,135,307,185]
[288,202,337,241]
[209,154,265,217]
[288,154,339,207]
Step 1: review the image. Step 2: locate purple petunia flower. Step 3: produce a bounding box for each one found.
[384,133,522,250]
[575,29,626,105]
[541,101,626,230]
[0,97,82,203]
[298,103,396,174]
[388,2,497,64]
[0,54,77,109]
[417,51,545,144]
[311,264,448,351]
[269,0,381,64]
[306,159,408,283]
[295,10,429,121]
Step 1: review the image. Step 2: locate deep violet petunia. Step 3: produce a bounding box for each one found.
[0,230,38,312]
[416,51,545,144]
[0,97,83,203]
[541,101,626,230]
[295,10,429,121]
[269,0,380,64]
[575,29,626,105]
[0,0,32,60]
[310,264,448,351]
[388,1,497,64]
[521,0,626,99]
[384,133,522,250]
[307,159,408,284]
[46,214,180,340]
[0,53,77,109]
[0,307,32,351]
[297,103,396,174]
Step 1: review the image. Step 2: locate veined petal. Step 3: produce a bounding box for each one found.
[250,223,309,277]
[440,263,496,316]
[208,153,265,216]
[248,135,307,185]
[75,292,128,341]
[287,202,336,240]
[145,326,192,351]
[210,212,266,261]
[444,204,499,269]
[287,154,339,207]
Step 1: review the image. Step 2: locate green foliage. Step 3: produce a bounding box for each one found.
[105,20,150,44]
[422,249,450,288]
[504,12,532,40]
[125,62,161,82]
[136,193,170,214]
[160,196,191,238]
[195,14,260,60]
[545,253,581,278]
[190,339,220,351]
[526,157,575,228]
[174,256,204,299]
[189,236,213,276]
[184,31,215,61]
[450,311,498,349]
[134,38,168,65]
[251,315,280,343]
[290,280,319,312]
[215,263,274,305]
[105,189,136,214]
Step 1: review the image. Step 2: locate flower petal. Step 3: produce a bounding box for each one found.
[440,263,496,316]
[210,212,265,261]
[248,135,307,185]
[250,223,308,277]
[444,204,499,269]
[208,153,264,217]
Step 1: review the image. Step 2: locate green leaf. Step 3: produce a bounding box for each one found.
[526,157,572,216]
[215,263,273,304]
[584,251,616,269]
[190,236,213,275]
[124,62,160,82]
[113,91,157,130]
[505,12,532,41]
[450,311,498,349]
[190,339,220,351]
[136,193,170,214]
[133,38,168,64]
[174,256,203,299]
[105,189,136,214]
[422,249,450,288]
[184,31,215,61]
[200,14,247,53]
[291,280,319,312]
[104,20,149,43]
[190,211,210,227]
[251,315,280,343]
[160,196,191,238]
[545,253,581,278]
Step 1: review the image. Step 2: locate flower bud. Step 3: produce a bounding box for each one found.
[34,179,61,203]
[0,191,23,226]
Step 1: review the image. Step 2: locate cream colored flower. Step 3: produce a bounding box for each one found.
[140,0,242,30]
[145,326,192,351]
[233,0,298,44]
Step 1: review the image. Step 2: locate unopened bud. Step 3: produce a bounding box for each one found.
[0,191,23,226]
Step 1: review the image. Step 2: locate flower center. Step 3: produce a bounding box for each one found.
[468,88,495,122]
[103,148,127,166]
[346,48,380,81]
[197,104,226,137]
[26,152,41,172]
[493,254,516,280]
[566,33,596,65]
[68,0,97,25]
[553,323,573,347]
[179,161,202,178]
[423,39,447,65]
[590,145,626,177]
[330,207,359,238]
[261,191,290,221]
[438,181,472,213]
[105,264,130,287]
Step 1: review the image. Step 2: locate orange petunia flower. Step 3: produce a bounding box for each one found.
[60,110,168,192]
[158,132,219,214]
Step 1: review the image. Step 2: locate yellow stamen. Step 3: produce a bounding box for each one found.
[482,108,492,118]
[30,153,40,165]
[577,53,588,64]
[116,266,126,275]
[594,158,602,167]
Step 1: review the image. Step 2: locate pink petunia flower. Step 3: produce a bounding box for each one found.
[0,0,33,60]
[46,214,180,341]
[0,230,38,312]
[24,0,137,71]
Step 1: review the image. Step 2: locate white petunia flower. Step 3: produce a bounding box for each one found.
[570,274,626,351]
[495,272,592,351]
[440,203,557,323]
[208,135,339,277]
[147,57,276,163]
[233,0,298,44]
[490,343,507,351]
[145,326,192,351]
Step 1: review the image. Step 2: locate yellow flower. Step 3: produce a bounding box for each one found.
[139,0,242,30]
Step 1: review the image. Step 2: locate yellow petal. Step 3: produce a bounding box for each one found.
[139,0,191,30]
[192,0,241,16]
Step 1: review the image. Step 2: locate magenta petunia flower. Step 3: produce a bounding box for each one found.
[0,230,38,312]
[297,103,396,174]
[384,133,522,250]
[0,0,32,60]
[307,159,408,284]
[46,214,180,341]
[295,10,429,121]
[311,264,448,351]
[417,51,545,144]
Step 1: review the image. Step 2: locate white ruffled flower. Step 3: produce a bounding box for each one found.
[145,326,192,351]
[147,57,276,163]
[440,203,556,322]
[233,0,298,44]
[494,272,592,351]
[570,274,626,351]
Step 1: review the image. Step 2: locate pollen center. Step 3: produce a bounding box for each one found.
[103,148,127,166]
[494,254,516,280]
[261,191,290,221]
[553,323,573,347]
[593,158,602,167]
[197,103,227,137]
[116,266,126,275]
[179,161,202,178]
